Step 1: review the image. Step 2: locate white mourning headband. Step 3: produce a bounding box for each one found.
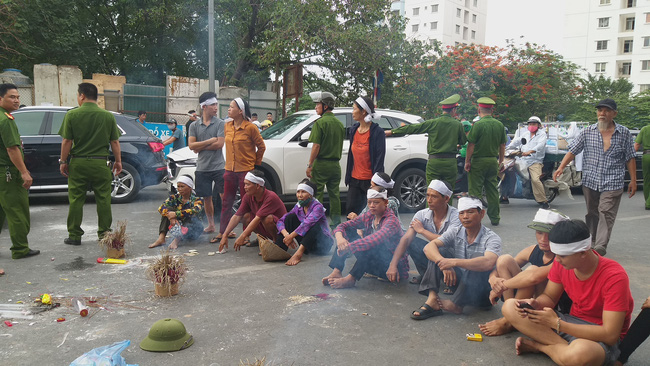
[428,179,452,197]
[355,97,381,123]
[244,172,265,186]
[176,175,195,190]
[550,237,592,256]
[200,97,218,108]
[371,173,394,189]
[296,183,314,196]
[458,197,483,212]
[234,98,251,121]
[367,189,388,200]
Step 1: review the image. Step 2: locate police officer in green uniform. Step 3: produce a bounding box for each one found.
[306,91,345,227]
[0,83,40,261]
[387,94,467,190]
[58,83,122,245]
[464,97,506,225]
[635,124,650,210]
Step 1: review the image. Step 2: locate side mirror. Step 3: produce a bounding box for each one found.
[298,131,311,147]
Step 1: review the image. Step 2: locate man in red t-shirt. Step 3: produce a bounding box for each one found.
[219,170,286,253]
[502,219,633,365]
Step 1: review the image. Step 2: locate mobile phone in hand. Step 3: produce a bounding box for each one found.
[518,302,535,310]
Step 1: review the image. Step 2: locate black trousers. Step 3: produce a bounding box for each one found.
[618,308,650,363]
[346,178,371,215]
[328,242,393,281]
[275,213,332,255]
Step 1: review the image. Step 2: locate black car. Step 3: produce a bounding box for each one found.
[13,106,167,203]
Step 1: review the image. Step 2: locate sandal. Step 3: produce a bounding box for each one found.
[443,284,457,295]
[410,303,443,320]
[210,232,237,243]
[409,275,422,285]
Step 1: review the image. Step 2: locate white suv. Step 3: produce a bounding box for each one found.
[167,108,430,212]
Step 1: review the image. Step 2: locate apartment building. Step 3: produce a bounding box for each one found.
[391,0,488,48]
[564,0,650,93]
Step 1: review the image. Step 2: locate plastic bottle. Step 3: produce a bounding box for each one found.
[71,298,88,317]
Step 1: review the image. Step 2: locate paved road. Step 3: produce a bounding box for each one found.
[1,184,648,365]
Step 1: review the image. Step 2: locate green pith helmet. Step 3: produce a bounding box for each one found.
[309,91,336,109]
[462,120,472,133]
[439,94,461,108]
[477,97,496,106]
[140,318,194,352]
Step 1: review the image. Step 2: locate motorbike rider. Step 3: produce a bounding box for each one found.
[500,116,549,208]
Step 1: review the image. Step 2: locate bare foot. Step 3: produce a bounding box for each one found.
[329,275,356,289]
[515,337,541,356]
[149,239,165,248]
[440,299,463,314]
[0,268,4,276]
[322,269,342,286]
[479,317,514,336]
[285,252,303,266]
[203,226,215,233]
[169,243,178,249]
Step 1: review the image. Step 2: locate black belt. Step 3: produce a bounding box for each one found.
[644,150,650,155]
[428,153,456,159]
[316,157,339,161]
[71,156,109,160]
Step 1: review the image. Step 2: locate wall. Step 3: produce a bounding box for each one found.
[33,64,82,106]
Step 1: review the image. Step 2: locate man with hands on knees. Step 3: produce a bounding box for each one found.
[411,197,501,320]
[218,170,286,253]
[502,219,633,366]
[386,179,460,284]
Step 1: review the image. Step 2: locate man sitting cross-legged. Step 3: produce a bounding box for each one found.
[411,197,501,320]
[502,219,633,366]
[386,179,460,284]
[219,170,287,253]
[322,186,407,289]
[479,208,571,336]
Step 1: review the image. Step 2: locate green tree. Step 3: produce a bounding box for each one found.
[568,75,634,125]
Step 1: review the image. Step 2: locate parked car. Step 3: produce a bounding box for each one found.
[167,108,431,212]
[13,106,167,203]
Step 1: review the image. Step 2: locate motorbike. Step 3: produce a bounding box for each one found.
[498,138,581,204]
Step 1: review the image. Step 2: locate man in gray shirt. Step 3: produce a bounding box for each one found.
[188,92,225,233]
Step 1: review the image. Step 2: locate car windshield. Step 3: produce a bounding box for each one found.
[261,113,314,140]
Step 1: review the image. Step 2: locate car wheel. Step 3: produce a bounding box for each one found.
[111,162,142,204]
[394,168,427,212]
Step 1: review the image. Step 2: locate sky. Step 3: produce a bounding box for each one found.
[485,0,566,54]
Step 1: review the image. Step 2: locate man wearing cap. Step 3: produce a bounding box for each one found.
[500,116,549,207]
[479,208,570,337]
[386,179,460,284]
[411,197,501,320]
[502,219,633,365]
[185,110,198,145]
[219,170,286,253]
[188,92,225,234]
[323,186,407,289]
[386,94,467,189]
[306,91,345,228]
[162,119,186,152]
[465,97,506,226]
[553,98,636,256]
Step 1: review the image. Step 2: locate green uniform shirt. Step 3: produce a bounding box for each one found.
[467,116,506,158]
[59,103,120,156]
[0,106,22,166]
[635,125,650,150]
[391,114,467,155]
[309,111,345,160]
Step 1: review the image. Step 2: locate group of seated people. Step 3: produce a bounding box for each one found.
[150,171,648,365]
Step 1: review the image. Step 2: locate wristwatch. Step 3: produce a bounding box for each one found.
[59,159,67,165]
[307,163,312,168]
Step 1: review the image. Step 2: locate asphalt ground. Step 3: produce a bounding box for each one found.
[1,184,649,366]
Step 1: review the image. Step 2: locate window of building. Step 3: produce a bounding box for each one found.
[473,0,478,6]
[598,17,610,27]
[432,4,438,13]
[464,10,469,23]
[626,0,636,8]
[595,62,607,73]
[596,40,608,50]
[621,62,632,75]
[623,39,633,53]
[456,25,461,34]
[413,7,419,16]
[640,84,650,92]
[412,24,419,32]
[599,0,610,4]
[457,8,461,17]
[465,0,470,7]
[471,30,476,39]
[463,27,468,40]
[644,36,650,47]
[625,17,635,30]
[646,13,650,23]
[642,60,650,71]
[431,21,438,30]
[472,14,477,23]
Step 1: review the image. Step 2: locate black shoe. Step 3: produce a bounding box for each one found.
[540,202,550,209]
[499,197,509,204]
[64,237,81,246]
[490,220,499,226]
[15,249,40,259]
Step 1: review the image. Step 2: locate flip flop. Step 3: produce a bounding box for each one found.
[210,232,237,243]
[409,275,422,284]
[443,285,457,295]
[410,303,443,320]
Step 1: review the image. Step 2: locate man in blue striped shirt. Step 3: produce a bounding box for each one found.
[553,98,637,256]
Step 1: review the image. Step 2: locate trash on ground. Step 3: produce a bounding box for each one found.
[56,317,65,322]
[288,293,338,306]
[70,339,138,366]
[4,320,12,327]
[97,258,127,264]
[207,252,216,256]
[72,298,89,317]
[466,333,483,342]
[41,294,52,305]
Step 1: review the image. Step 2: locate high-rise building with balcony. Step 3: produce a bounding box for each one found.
[391,0,487,48]
[564,0,650,93]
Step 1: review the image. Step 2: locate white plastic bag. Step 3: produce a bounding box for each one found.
[70,340,137,366]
